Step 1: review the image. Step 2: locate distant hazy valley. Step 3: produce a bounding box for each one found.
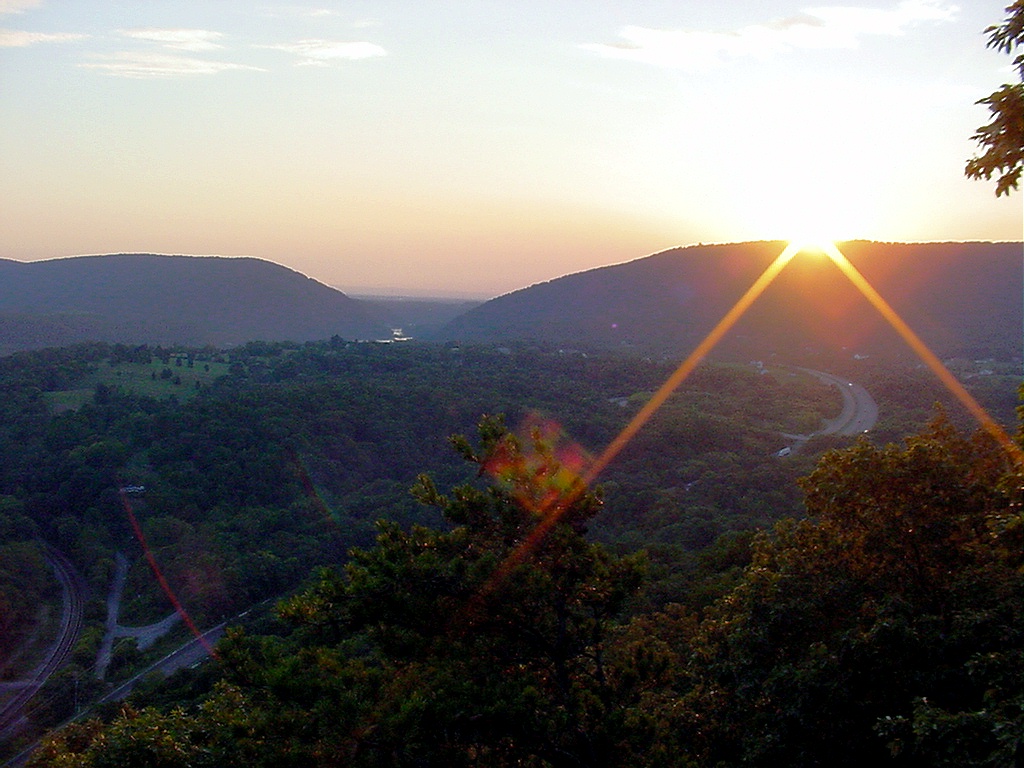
[3,241,1020,364]
[2,239,1023,765]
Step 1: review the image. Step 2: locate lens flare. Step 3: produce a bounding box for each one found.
[120,490,219,659]
[474,239,1022,599]
[583,241,804,485]
[469,244,806,600]
[788,239,835,257]
[482,413,591,516]
[819,241,1023,466]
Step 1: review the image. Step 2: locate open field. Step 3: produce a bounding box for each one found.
[44,356,231,410]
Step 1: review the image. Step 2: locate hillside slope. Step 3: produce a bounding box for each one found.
[441,241,1023,362]
[0,254,389,352]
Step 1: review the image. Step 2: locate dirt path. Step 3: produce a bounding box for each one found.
[94,553,179,681]
[93,553,127,680]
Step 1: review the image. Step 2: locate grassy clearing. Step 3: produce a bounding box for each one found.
[44,355,232,410]
[97,357,231,399]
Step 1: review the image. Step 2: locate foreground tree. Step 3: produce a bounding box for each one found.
[966,1,1024,195]
[261,415,648,766]
[31,415,1024,766]
[682,418,1024,766]
[32,417,649,767]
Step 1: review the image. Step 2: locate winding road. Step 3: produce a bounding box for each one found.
[97,622,227,705]
[94,553,182,682]
[0,367,877,762]
[799,367,879,437]
[778,368,879,454]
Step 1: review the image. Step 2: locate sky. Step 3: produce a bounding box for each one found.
[1,1,1021,298]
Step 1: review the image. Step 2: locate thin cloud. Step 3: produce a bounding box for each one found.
[79,51,264,79]
[0,0,42,14]
[260,6,339,19]
[119,28,224,52]
[259,39,386,66]
[582,0,958,71]
[0,28,85,46]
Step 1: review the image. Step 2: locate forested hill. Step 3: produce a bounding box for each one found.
[0,254,390,352]
[440,241,1024,362]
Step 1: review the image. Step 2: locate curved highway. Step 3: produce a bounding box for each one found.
[798,367,879,437]
[777,368,879,454]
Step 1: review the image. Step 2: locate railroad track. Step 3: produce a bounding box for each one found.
[0,544,85,740]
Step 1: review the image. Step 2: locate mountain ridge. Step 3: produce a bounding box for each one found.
[438,240,1024,362]
[0,253,390,353]
[4,241,1021,360]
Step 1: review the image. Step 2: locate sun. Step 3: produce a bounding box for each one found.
[736,175,876,247]
[729,136,881,248]
[775,184,857,253]
[787,237,837,257]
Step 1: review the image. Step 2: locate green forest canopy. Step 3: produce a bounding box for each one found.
[28,413,1024,767]
[0,338,1019,765]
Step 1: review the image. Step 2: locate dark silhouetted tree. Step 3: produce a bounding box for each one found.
[966,1,1024,195]
[682,417,1024,766]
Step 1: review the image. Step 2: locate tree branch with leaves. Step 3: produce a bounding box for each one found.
[966,1,1024,196]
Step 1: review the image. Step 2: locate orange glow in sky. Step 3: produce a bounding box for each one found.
[474,236,1023,593]
[820,241,1024,465]
[1,2,1020,296]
